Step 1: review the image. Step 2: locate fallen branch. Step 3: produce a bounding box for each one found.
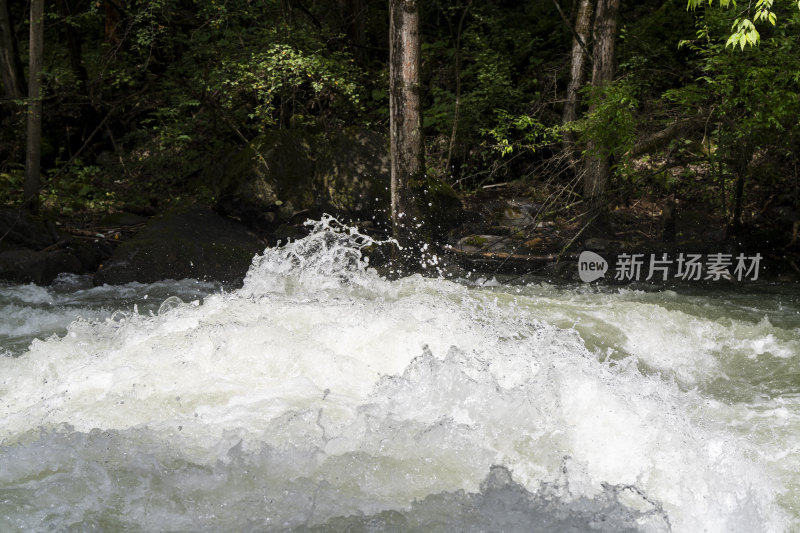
[39,239,69,252]
[628,115,706,158]
[444,245,571,274]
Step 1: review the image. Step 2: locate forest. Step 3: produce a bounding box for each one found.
[1,0,799,283]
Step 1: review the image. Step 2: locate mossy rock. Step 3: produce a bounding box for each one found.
[205,129,318,218]
[314,128,391,225]
[316,128,463,234]
[465,235,489,247]
[207,127,463,236]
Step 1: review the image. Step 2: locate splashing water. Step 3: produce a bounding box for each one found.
[0,216,797,532]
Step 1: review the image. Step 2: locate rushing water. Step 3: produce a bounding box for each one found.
[1,218,798,532]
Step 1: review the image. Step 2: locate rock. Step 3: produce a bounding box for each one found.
[210,128,463,236]
[315,128,391,224]
[424,174,464,240]
[508,200,544,217]
[217,195,279,235]
[0,249,83,285]
[455,234,513,253]
[492,199,539,230]
[523,237,545,250]
[584,237,611,252]
[67,239,113,272]
[317,129,464,235]
[0,209,107,284]
[499,206,534,229]
[0,208,58,252]
[207,129,317,222]
[93,207,266,286]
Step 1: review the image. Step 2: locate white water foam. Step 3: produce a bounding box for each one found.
[0,217,792,532]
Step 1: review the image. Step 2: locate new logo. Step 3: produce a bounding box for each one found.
[578,251,608,283]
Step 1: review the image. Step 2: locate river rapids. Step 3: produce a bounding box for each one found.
[1,217,798,532]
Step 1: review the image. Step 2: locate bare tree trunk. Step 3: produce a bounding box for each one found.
[583,0,620,209]
[0,0,25,102]
[24,0,44,214]
[389,0,426,259]
[562,0,593,128]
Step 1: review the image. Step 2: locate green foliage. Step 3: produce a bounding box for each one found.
[3,0,797,230]
[215,43,362,130]
[570,81,638,163]
[665,6,800,217]
[678,8,800,144]
[0,171,24,208]
[12,0,376,215]
[686,0,792,48]
[42,160,117,215]
[481,110,561,157]
[420,1,567,187]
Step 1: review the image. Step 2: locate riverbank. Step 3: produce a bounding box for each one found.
[2,176,798,287]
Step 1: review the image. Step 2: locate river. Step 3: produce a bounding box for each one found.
[1,218,798,532]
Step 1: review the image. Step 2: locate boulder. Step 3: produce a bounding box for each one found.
[492,199,538,230]
[425,174,464,239]
[315,128,391,224]
[210,128,463,234]
[93,207,266,286]
[316,128,463,237]
[0,249,83,285]
[0,208,109,284]
[209,129,317,222]
[0,208,58,252]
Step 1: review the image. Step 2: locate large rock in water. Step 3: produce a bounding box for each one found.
[0,249,84,285]
[213,129,316,222]
[0,208,109,284]
[0,208,59,251]
[211,128,463,233]
[314,128,392,224]
[93,208,265,286]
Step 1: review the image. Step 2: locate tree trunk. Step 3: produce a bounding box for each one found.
[729,144,749,234]
[55,0,88,87]
[445,1,471,176]
[731,171,745,233]
[24,0,44,214]
[338,0,366,64]
[389,0,426,261]
[0,0,25,102]
[562,0,593,129]
[583,0,620,209]
[104,0,124,45]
